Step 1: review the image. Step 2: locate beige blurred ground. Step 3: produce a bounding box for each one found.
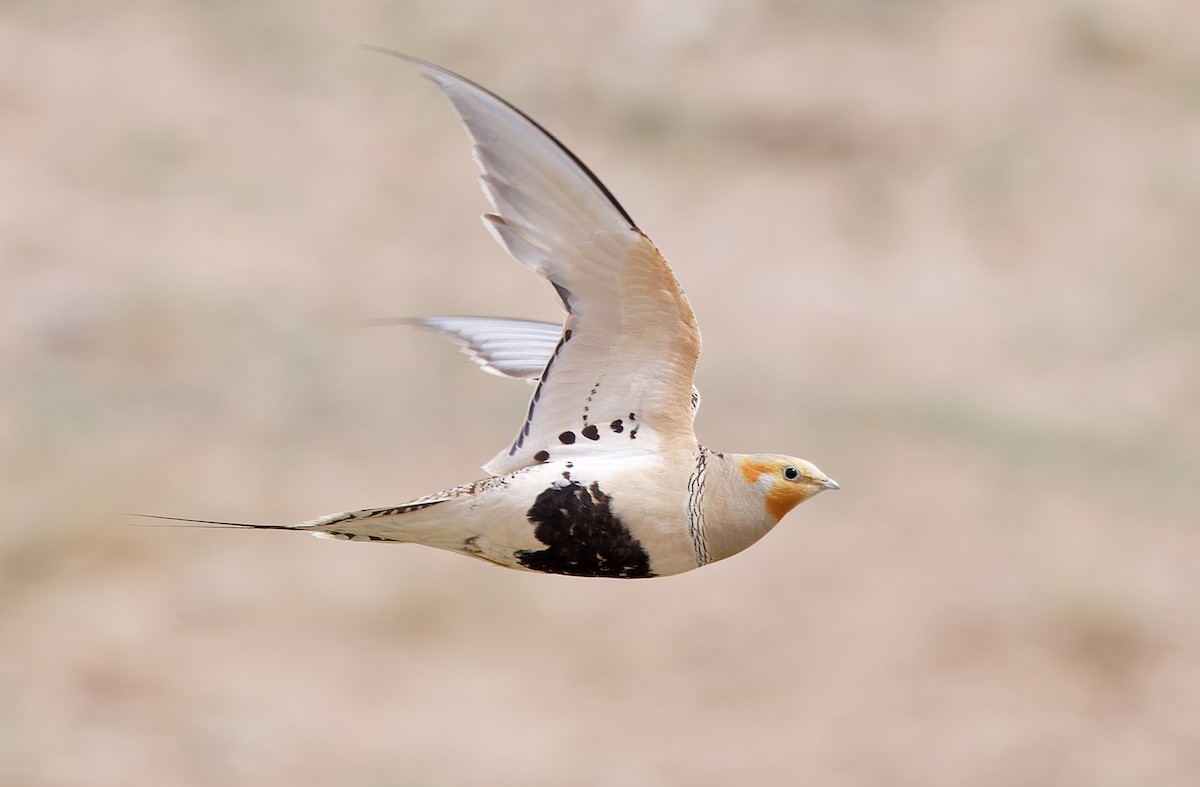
[2,1,1199,785]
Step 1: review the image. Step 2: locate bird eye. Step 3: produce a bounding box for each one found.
[783,466,800,481]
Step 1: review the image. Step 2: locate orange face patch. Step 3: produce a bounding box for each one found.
[737,458,809,521]
[737,458,774,485]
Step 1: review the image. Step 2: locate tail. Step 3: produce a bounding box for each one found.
[127,514,301,532]
[128,510,417,543]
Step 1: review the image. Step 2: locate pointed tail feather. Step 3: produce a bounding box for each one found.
[127,514,300,532]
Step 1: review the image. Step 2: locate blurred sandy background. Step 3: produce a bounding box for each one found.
[3,1,1199,785]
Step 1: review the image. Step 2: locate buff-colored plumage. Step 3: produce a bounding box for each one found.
[150,50,837,578]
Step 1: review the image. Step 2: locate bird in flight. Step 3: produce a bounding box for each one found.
[150,50,838,578]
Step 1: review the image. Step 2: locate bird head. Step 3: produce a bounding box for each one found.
[736,455,839,522]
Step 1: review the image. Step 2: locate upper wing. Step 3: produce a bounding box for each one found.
[376,50,702,475]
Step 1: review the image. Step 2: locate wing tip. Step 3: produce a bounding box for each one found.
[360,46,471,93]
[361,45,639,230]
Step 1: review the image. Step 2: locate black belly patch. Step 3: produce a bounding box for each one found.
[517,481,654,578]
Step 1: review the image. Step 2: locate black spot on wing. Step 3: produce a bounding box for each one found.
[581,424,600,441]
[517,481,653,578]
[610,419,624,433]
[559,431,576,444]
[581,380,601,425]
[534,450,550,463]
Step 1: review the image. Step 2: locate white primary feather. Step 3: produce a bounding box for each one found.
[409,316,563,381]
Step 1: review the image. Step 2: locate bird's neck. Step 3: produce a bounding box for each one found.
[693,448,781,564]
